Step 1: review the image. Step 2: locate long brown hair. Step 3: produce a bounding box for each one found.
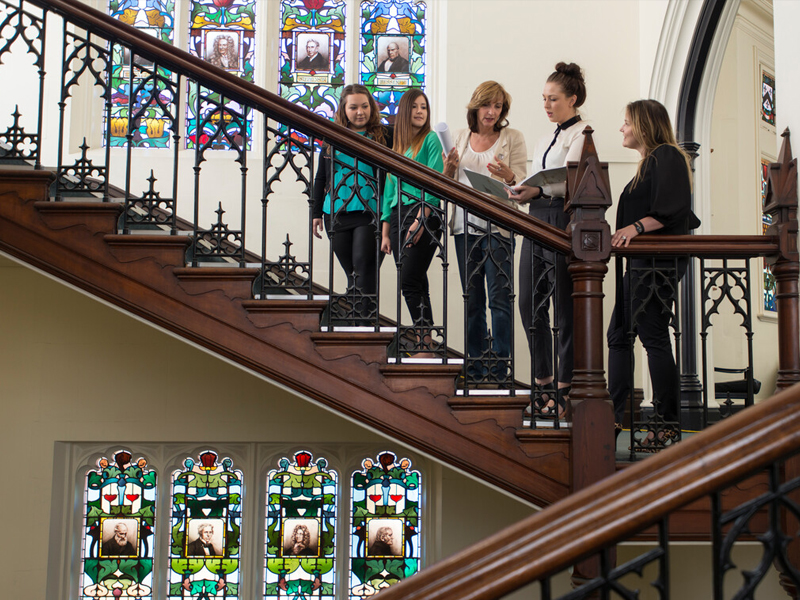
[393,89,431,159]
[466,81,511,133]
[333,84,386,145]
[626,99,692,189]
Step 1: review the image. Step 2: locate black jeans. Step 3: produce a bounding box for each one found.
[324,211,382,296]
[607,258,687,425]
[389,202,442,328]
[518,199,573,384]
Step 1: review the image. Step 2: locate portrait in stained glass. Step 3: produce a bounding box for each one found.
[186,0,256,149]
[762,70,775,126]
[168,451,243,599]
[279,0,346,122]
[359,0,426,123]
[349,452,421,598]
[80,450,157,599]
[107,0,176,148]
[761,158,776,313]
[264,451,337,599]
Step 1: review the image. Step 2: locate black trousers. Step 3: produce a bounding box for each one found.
[389,203,442,327]
[607,259,686,424]
[324,211,381,296]
[518,199,573,383]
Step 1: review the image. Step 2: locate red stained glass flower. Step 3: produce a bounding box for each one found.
[295,451,312,468]
[378,452,395,470]
[302,0,325,10]
[212,0,235,8]
[199,451,218,469]
[114,451,132,469]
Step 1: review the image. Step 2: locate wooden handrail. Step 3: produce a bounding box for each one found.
[373,383,800,600]
[35,0,780,262]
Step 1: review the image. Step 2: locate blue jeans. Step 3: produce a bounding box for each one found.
[454,233,514,380]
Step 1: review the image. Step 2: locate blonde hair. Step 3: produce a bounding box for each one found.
[466,81,511,133]
[393,89,431,158]
[626,99,692,189]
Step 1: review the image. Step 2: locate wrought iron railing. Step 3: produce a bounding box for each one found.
[0,0,792,449]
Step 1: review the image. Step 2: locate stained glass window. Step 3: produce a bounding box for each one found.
[265,451,338,599]
[107,0,176,148]
[359,0,426,124]
[762,70,775,126]
[186,0,257,149]
[761,159,776,312]
[80,450,157,599]
[168,451,244,598]
[279,0,346,122]
[349,452,421,598]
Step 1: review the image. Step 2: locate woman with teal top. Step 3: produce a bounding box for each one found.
[312,85,392,306]
[380,89,444,357]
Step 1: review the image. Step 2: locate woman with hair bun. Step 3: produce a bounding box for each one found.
[509,62,589,418]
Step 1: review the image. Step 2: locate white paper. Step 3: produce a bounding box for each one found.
[519,166,567,188]
[463,168,514,200]
[433,122,453,154]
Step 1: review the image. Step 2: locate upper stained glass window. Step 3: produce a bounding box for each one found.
[107,0,176,148]
[762,70,775,126]
[264,451,338,599]
[349,452,421,598]
[186,0,257,150]
[79,450,158,599]
[279,0,347,122]
[168,451,244,599]
[359,0,426,124]
[761,158,776,312]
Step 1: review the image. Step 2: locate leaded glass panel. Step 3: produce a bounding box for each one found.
[80,450,157,599]
[186,0,257,149]
[761,159,776,312]
[168,451,244,598]
[107,1,176,148]
[359,0,426,124]
[762,70,775,126]
[264,451,338,599]
[279,0,346,121]
[349,452,421,598]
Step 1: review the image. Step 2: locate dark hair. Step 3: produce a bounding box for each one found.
[465,81,511,133]
[546,62,586,108]
[393,89,431,159]
[333,84,386,145]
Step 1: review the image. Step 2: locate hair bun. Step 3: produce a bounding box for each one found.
[555,62,584,82]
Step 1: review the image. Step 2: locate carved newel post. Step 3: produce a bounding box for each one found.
[764,130,800,600]
[564,127,616,591]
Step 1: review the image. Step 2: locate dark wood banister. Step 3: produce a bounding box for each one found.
[372,382,800,600]
[37,0,779,261]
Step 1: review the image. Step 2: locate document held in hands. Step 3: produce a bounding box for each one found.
[433,122,454,154]
[463,169,514,199]
[518,166,567,188]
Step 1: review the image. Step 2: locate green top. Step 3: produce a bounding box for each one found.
[381,131,444,222]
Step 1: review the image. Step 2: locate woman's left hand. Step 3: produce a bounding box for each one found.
[611,225,638,248]
[488,157,514,185]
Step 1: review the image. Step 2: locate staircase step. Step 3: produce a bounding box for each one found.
[311,331,395,363]
[380,363,463,398]
[243,299,328,332]
[105,233,191,266]
[174,267,259,301]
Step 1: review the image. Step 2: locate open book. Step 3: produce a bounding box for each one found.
[463,166,568,200]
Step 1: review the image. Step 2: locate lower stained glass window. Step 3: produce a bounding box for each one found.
[168,451,244,599]
[80,450,158,599]
[265,451,338,599]
[349,452,421,598]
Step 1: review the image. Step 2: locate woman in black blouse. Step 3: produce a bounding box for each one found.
[608,99,699,450]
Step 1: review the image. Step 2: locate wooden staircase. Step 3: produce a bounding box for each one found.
[0,163,570,507]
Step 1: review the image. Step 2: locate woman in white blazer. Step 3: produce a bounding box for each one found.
[443,81,527,386]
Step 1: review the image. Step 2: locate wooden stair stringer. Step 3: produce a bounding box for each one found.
[0,168,570,507]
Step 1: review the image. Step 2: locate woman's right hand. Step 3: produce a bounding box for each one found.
[507,185,541,204]
[312,218,323,239]
[443,148,459,178]
[380,222,392,254]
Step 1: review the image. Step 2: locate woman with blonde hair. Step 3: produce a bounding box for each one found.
[381,89,444,357]
[443,81,527,384]
[608,98,700,449]
[312,84,392,321]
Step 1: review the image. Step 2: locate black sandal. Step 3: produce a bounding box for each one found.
[531,383,555,415]
[541,385,570,420]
